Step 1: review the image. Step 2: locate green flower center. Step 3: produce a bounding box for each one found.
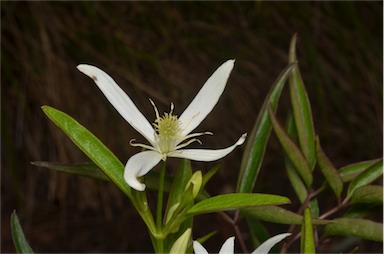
[151,100,183,154]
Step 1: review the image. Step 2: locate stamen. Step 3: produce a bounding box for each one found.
[129,139,156,151]
[149,98,160,120]
[175,138,203,150]
[183,131,213,141]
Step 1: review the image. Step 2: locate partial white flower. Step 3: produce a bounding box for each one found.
[77,60,246,191]
[193,233,291,254]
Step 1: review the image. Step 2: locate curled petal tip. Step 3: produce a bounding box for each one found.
[239,133,247,144]
[126,177,146,191]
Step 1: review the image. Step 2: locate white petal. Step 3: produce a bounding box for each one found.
[251,233,291,254]
[219,236,235,254]
[179,60,235,137]
[193,241,208,254]
[168,133,246,161]
[77,64,155,145]
[124,151,163,191]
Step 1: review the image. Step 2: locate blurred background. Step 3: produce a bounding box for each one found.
[1,1,382,253]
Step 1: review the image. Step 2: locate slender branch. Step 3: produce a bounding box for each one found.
[283,193,349,252]
[318,197,349,220]
[233,211,248,253]
[218,211,249,253]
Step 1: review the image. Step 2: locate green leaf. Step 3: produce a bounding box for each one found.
[301,207,315,254]
[194,231,217,245]
[187,193,290,215]
[11,211,34,253]
[286,159,308,203]
[285,113,308,203]
[343,203,382,219]
[165,159,192,219]
[42,106,131,198]
[268,106,313,187]
[351,185,383,204]
[339,158,382,182]
[347,160,383,198]
[31,161,110,181]
[237,64,295,193]
[201,164,220,190]
[315,136,343,199]
[243,206,331,225]
[325,218,383,242]
[289,34,316,171]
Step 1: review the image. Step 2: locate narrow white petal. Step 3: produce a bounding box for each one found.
[168,133,246,161]
[193,241,208,254]
[124,151,163,191]
[77,64,155,145]
[219,236,235,254]
[251,233,291,254]
[179,60,235,137]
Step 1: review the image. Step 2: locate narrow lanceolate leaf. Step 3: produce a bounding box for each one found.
[243,206,331,225]
[325,218,383,242]
[289,34,316,171]
[301,208,315,254]
[347,160,383,198]
[187,193,290,215]
[166,159,192,219]
[351,185,383,205]
[42,106,131,198]
[286,158,308,203]
[31,161,109,181]
[285,113,308,203]
[11,211,34,253]
[237,64,295,193]
[315,136,343,199]
[268,106,313,187]
[339,158,381,182]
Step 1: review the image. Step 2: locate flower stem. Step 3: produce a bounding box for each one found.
[156,161,166,232]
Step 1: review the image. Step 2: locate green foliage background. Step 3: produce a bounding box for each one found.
[2,2,382,252]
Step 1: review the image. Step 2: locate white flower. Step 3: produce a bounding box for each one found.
[193,233,291,254]
[77,60,246,191]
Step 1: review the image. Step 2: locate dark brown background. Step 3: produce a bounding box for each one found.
[2,2,382,253]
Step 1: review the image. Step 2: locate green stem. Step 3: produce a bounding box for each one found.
[156,161,167,230]
[154,161,166,253]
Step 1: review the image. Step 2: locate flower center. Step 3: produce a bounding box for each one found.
[150,100,183,154]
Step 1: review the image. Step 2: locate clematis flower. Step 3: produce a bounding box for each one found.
[77,60,246,191]
[193,233,291,254]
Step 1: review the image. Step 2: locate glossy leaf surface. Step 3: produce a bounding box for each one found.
[301,208,315,254]
[339,158,381,182]
[243,206,331,225]
[187,193,290,215]
[31,161,109,181]
[347,160,383,198]
[237,64,294,193]
[268,106,313,187]
[315,136,343,199]
[42,106,131,197]
[288,34,316,170]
